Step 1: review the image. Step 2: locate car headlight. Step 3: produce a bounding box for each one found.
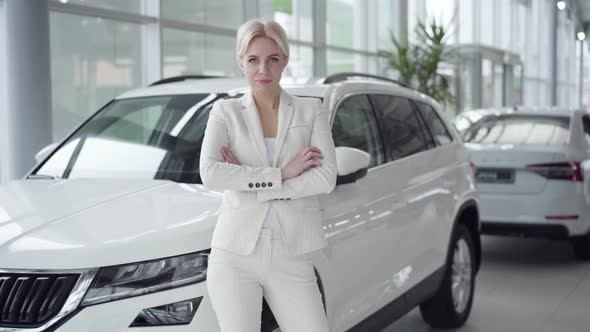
[80,250,209,306]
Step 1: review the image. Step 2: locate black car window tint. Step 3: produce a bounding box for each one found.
[332,94,385,167]
[416,102,453,146]
[371,94,428,162]
[582,115,590,146]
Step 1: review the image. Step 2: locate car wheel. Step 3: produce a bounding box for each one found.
[571,232,590,260]
[420,224,476,329]
[261,298,280,332]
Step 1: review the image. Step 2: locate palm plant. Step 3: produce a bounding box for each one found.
[379,18,458,109]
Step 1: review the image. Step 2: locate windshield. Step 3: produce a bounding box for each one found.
[34,93,231,183]
[454,112,489,134]
[461,114,571,146]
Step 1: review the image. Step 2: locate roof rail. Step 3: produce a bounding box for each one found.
[323,72,411,88]
[149,75,224,86]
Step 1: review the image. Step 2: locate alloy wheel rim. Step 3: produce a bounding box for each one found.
[451,238,472,314]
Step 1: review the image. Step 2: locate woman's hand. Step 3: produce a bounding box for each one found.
[221,146,241,165]
[281,146,324,180]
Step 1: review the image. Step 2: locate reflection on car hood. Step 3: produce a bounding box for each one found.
[0,178,221,269]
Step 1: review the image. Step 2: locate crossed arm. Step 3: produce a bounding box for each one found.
[198,99,337,200]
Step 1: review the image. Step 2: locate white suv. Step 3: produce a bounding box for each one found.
[0,73,480,332]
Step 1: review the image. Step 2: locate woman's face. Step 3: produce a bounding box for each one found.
[240,36,287,93]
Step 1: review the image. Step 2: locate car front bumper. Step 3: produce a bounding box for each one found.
[57,282,218,332]
[0,282,219,332]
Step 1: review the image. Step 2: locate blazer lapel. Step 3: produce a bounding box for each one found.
[272,90,294,167]
[240,91,270,166]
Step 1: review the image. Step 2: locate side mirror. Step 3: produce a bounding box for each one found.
[35,143,59,163]
[335,147,370,185]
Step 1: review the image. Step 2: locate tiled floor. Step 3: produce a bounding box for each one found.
[383,236,590,332]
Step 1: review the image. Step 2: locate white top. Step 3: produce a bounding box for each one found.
[262,138,281,230]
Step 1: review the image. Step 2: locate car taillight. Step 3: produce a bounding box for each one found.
[526,162,583,181]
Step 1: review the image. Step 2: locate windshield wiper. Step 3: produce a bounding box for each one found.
[26,174,62,180]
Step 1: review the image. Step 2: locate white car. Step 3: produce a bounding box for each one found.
[453,108,512,134]
[459,108,590,259]
[0,73,480,332]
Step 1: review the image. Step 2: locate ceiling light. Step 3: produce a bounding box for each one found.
[578,31,586,41]
[557,1,566,10]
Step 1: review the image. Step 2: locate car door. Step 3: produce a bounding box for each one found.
[318,93,408,331]
[369,94,450,294]
[413,101,459,273]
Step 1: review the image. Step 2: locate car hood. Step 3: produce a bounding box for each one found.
[0,178,221,269]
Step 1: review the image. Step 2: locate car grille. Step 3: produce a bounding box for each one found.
[0,273,79,327]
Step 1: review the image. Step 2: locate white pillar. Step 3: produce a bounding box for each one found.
[142,0,161,85]
[312,0,327,76]
[578,40,586,108]
[0,0,52,183]
[550,2,558,106]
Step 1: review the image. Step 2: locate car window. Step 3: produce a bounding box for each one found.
[35,94,225,183]
[461,114,570,146]
[582,115,590,146]
[332,94,385,167]
[416,102,453,146]
[412,103,437,149]
[101,102,166,144]
[370,94,428,162]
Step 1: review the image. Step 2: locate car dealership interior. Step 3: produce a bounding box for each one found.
[1,1,590,331]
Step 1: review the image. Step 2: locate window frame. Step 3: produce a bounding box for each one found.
[368,93,431,163]
[330,92,386,169]
[581,114,590,148]
[409,100,437,149]
[30,94,215,180]
[412,100,455,148]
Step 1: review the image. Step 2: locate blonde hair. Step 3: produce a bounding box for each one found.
[236,19,289,64]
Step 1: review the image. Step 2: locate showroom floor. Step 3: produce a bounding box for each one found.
[383,236,590,332]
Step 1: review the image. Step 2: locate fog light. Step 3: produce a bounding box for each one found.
[130,297,202,327]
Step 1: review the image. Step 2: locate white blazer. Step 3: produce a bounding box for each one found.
[199,89,337,256]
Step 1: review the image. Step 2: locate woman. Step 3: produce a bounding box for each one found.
[199,18,337,332]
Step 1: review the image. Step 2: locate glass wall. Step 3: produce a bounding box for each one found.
[162,29,238,77]
[556,6,578,107]
[520,0,555,107]
[457,0,473,44]
[50,12,142,141]
[327,50,365,74]
[270,0,313,42]
[161,0,243,29]
[326,0,361,49]
[46,0,587,145]
[581,41,590,108]
[286,45,314,78]
[376,0,400,51]
[426,0,582,110]
[260,0,315,78]
[65,0,142,13]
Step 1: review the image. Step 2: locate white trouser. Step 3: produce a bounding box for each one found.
[206,228,330,332]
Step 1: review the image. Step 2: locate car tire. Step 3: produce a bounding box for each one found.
[261,298,280,332]
[420,224,476,329]
[571,232,590,260]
